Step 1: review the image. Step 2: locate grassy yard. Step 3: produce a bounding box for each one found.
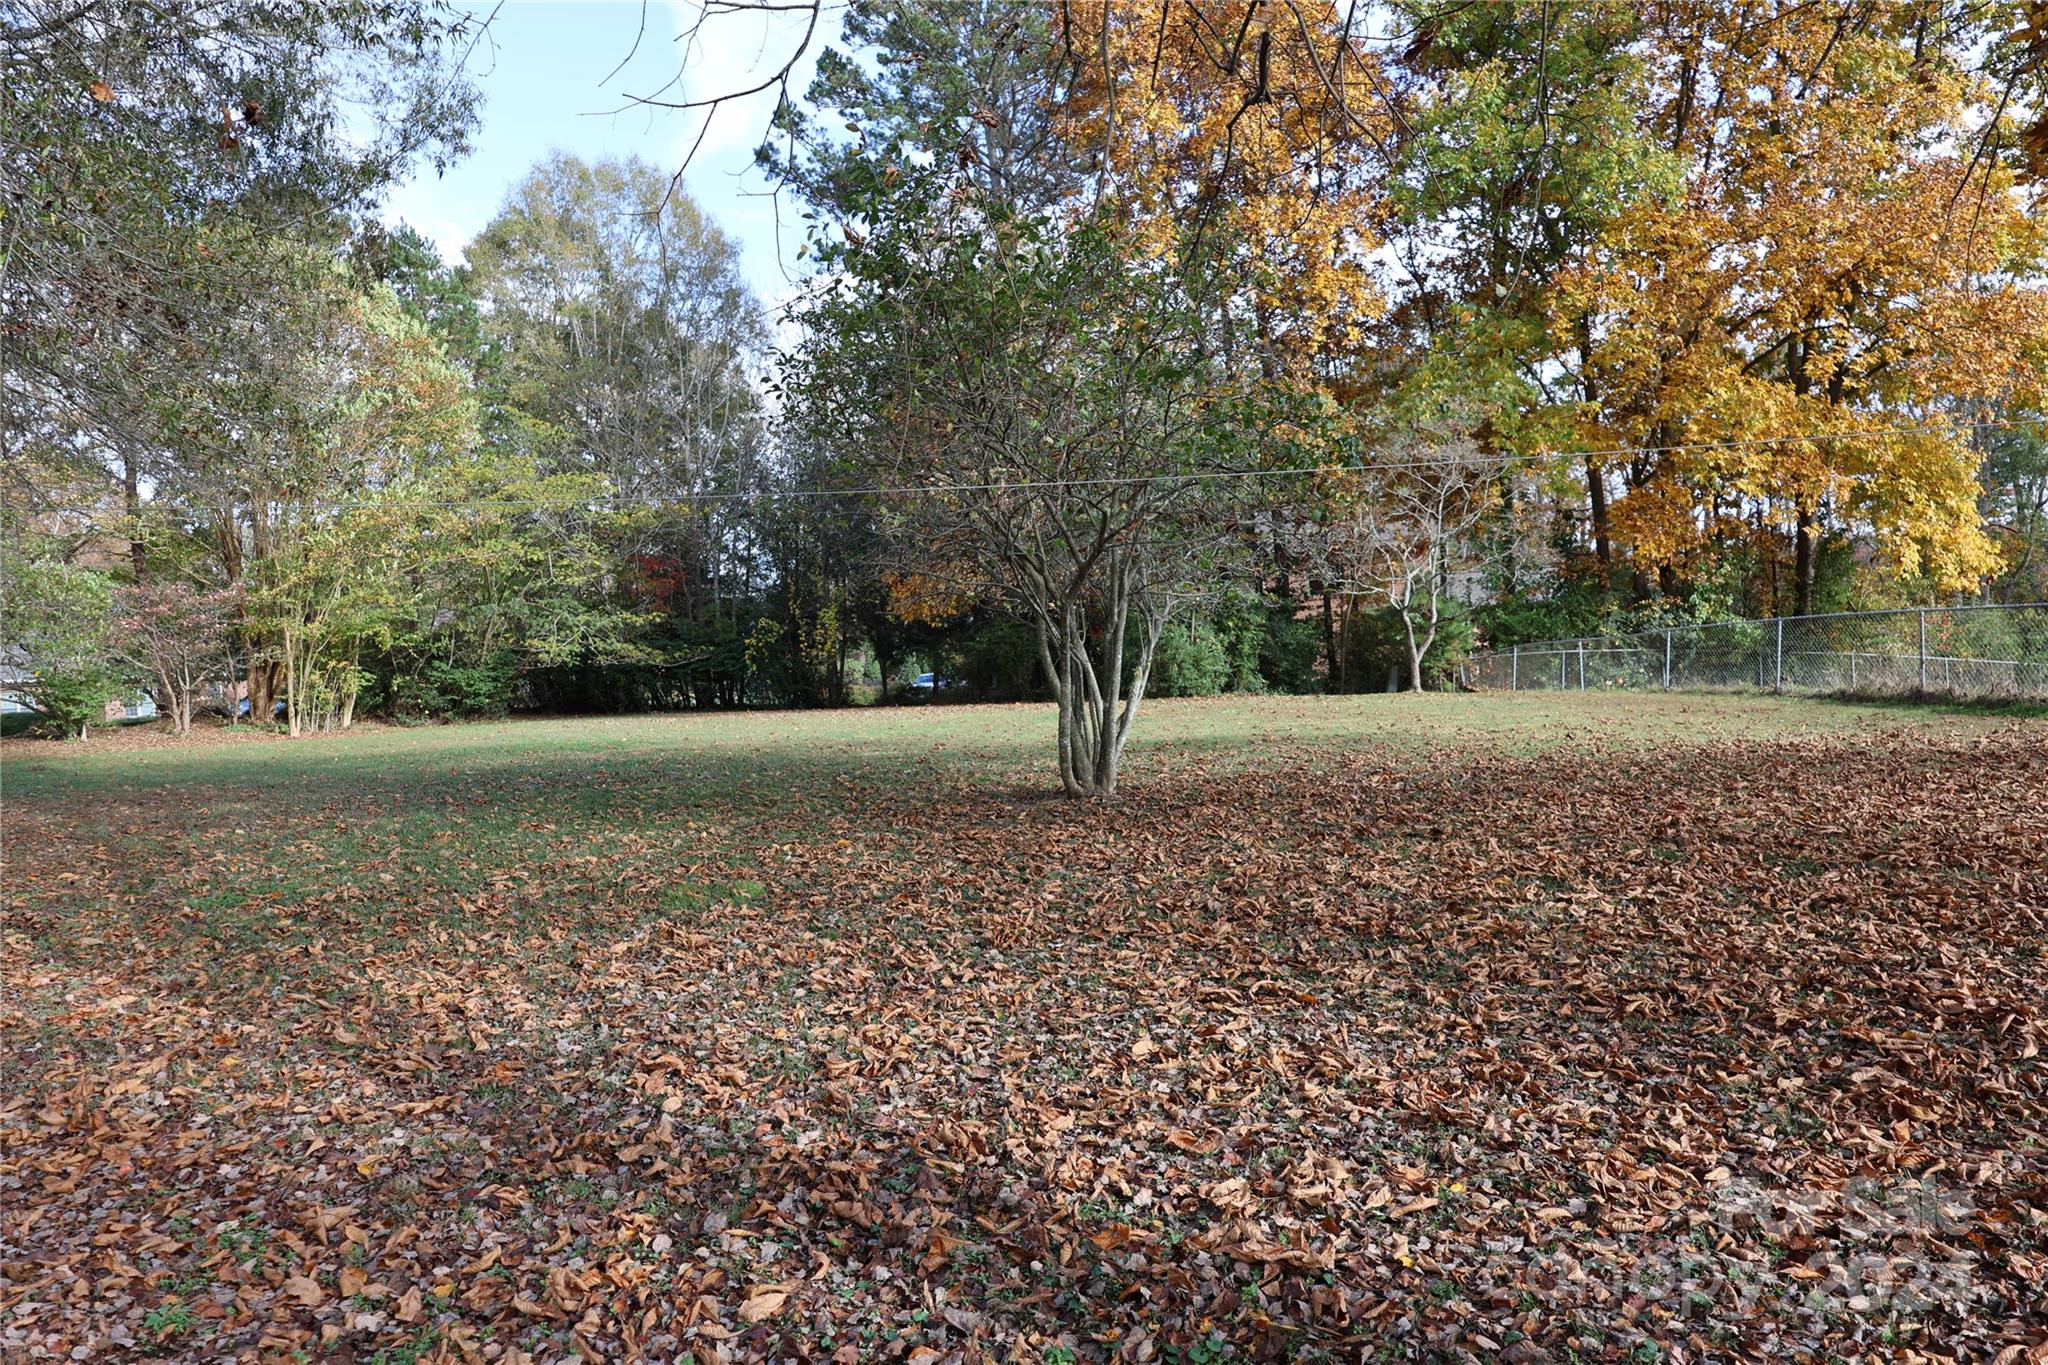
[3,693,2044,1363]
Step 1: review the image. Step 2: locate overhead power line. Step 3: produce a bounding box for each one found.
[142,414,2044,516]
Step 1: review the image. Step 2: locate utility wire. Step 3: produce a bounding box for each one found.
[125,414,2047,516]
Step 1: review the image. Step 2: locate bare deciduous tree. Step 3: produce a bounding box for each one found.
[1327,433,1513,692]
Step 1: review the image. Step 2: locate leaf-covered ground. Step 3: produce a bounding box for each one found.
[4,695,2045,1364]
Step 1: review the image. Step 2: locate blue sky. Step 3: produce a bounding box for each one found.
[380,1,839,301]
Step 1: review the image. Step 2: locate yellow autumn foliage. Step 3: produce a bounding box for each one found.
[1552,0,2048,593]
[1053,0,1390,376]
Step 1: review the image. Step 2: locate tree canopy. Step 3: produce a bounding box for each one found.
[5,0,2047,785]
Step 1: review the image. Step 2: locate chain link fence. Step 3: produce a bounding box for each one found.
[1459,603,2048,700]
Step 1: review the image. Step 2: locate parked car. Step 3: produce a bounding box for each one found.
[905,672,964,698]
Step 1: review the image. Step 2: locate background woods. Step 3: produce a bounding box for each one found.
[5,0,2047,771]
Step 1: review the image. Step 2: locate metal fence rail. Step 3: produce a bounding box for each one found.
[1459,603,2048,700]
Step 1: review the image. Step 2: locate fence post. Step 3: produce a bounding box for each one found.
[1510,645,1519,691]
[1774,617,1785,692]
[1561,649,1567,689]
[1578,640,1586,690]
[1918,609,1928,693]
[1663,630,1673,690]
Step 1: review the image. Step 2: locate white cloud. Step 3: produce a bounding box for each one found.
[377,200,473,265]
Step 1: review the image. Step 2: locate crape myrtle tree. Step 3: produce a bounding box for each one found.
[784,162,1271,796]
[762,0,1370,788]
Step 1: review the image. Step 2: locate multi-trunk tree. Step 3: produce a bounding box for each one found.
[1320,433,1517,691]
[787,178,1263,794]
[111,581,239,735]
[224,275,477,734]
[773,0,1402,787]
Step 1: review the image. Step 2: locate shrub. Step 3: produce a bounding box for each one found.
[1148,618,1230,697]
[3,556,118,739]
[390,653,518,719]
[1257,607,1322,693]
[946,616,1043,700]
[18,665,120,738]
[1475,578,1609,648]
[1212,596,1271,693]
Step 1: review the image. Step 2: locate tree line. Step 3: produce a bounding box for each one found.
[5,1,2047,788]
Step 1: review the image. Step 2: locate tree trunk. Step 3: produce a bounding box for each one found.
[1319,588,1338,689]
[283,630,303,738]
[1496,477,1520,596]
[124,455,147,581]
[168,674,192,735]
[1586,456,1612,570]
[248,653,276,726]
[1035,580,1165,799]
[1399,587,1439,694]
[1793,504,1818,617]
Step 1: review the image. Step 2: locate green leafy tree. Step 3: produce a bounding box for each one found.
[359,223,485,362]
[1981,417,2048,601]
[786,160,1268,795]
[375,453,640,719]
[1376,3,1679,592]
[223,277,478,734]
[2,550,117,739]
[465,155,769,701]
[466,154,765,518]
[2,0,479,575]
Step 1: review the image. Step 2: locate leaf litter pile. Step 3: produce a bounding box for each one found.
[3,709,2046,1363]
